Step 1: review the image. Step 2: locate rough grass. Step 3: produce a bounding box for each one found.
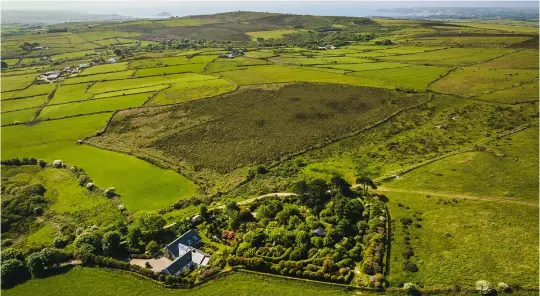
[39,93,152,119]
[128,56,189,69]
[147,79,236,105]
[381,48,516,66]
[2,95,48,112]
[477,81,539,103]
[94,85,170,99]
[476,49,539,69]
[90,83,426,174]
[218,65,395,88]
[1,74,38,92]
[384,127,539,202]
[430,67,538,96]
[385,191,539,288]
[318,62,410,72]
[89,73,216,93]
[246,29,302,39]
[350,65,450,90]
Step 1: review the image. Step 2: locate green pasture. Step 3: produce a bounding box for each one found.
[50,83,93,105]
[24,223,56,250]
[384,127,539,202]
[414,36,532,47]
[134,64,206,77]
[147,78,236,105]
[244,51,276,58]
[430,67,538,96]
[39,93,151,119]
[478,81,539,103]
[50,50,97,61]
[477,49,539,69]
[1,108,38,125]
[89,73,217,93]
[381,48,516,66]
[2,83,54,99]
[385,191,539,288]
[450,22,539,34]
[1,73,37,92]
[350,65,450,90]
[377,46,445,55]
[129,56,189,69]
[63,70,135,84]
[246,29,302,39]
[189,55,217,64]
[80,62,129,75]
[319,62,410,72]
[94,85,170,99]
[1,95,48,112]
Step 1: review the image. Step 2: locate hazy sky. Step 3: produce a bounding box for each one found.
[3,1,538,18]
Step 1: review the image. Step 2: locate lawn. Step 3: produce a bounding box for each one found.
[2,95,48,112]
[79,62,129,75]
[430,67,538,96]
[383,127,539,203]
[2,267,356,296]
[49,83,93,104]
[385,191,539,288]
[350,65,450,90]
[39,93,152,119]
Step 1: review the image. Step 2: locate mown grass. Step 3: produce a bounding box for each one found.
[39,93,151,119]
[1,108,38,125]
[385,191,539,288]
[147,78,235,105]
[80,62,129,75]
[350,65,450,90]
[384,127,539,202]
[430,67,538,96]
[2,95,48,112]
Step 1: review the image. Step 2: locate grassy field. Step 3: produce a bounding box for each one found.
[430,67,538,96]
[451,22,540,33]
[128,56,190,69]
[476,49,539,69]
[1,95,48,112]
[383,127,539,202]
[89,73,216,93]
[80,62,129,75]
[1,108,39,125]
[147,78,236,105]
[134,64,207,77]
[1,73,38,92]
[385,191,538,288]
[318,62,409,72]
[381,48,515,66]
[2,83,55,99]
[63,70,135,84]
[39,92,152,119]
[50,83,93,104]
[94,84,170,99]
[350,65,450,90]
[246,29,302,39]
[478,81,539,103]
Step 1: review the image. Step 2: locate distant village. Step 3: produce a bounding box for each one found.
[37,57,119,83]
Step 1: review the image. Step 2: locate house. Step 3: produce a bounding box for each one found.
[312,227,326,236]
[108,57,118,63]
[163,229,210,275]
[79,63,89,68]
[45,70,62,81]
[317,45,337,50]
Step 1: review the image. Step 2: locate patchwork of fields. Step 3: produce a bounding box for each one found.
[1,11,538,295]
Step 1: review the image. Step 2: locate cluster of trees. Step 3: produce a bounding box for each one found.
[360,196,387,276]
[1,157,40,166]
[1,247,70,288]
[1,180,48,234]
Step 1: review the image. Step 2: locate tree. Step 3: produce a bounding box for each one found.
[127,226,142,250]
[146,240,160,256]
[114,49,123,56]
[133,212,166,239]
[102,231,121,256]
[225,201,239,214]
[1,259,29,287]
[356,176,377,194]
[1,61,8,69]
[199,205,209,220]
[75,232,102,253]
[330,175,352,196]
[1,248,24,262]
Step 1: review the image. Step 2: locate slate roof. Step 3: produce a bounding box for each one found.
[165,229,201,259]
[312,227,326,236]
[165,251,192,275]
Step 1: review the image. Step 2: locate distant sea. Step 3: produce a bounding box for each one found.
[2,1,539,18]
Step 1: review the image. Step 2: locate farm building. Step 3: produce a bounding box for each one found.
[318,45,337,50]
[108,57,118,63]
[163,229,210,275]
[79,63,89,68]
[312,227,326,236]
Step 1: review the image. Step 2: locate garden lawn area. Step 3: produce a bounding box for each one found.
[476,49,539,69]
[350,65,450,90]
[218,65,395,88]
[2,95,48,112]
[383,127,539,203]
[1,267,357,296]
[147,78,236,105]
[430,67,538,96]
[381,48,516,66]
[49,83,93,104]
[80,62,129,75]
[63,70,135,84]
[39,93,152,119]
[1,74,38,92]
[134,64,207,77]
[478,81,539,103]
[318,62,409,72]
[1,108,38,125]
[385,191,539,288]
[246,29,301,39]
[2,83,55,99]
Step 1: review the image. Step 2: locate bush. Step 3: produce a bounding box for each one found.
[403,261,419,272]
[146,240,160,256]
[498,282,511,293]
[1,259,29,288]
[402,248,414,260]
[404,282,418,293]
[1,248,24,262]
[78,175,91,186]
[475,280,493,295]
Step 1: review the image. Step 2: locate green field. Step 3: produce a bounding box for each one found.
[89,73,216,93]
[1,73,38,92]
[63,70,135,84]
[318,62,410,72]
[476,49,539,69]
[350,65,450,90]
[1,95,48,112]
[134,64,207,77]
[1,107,38,125]
[2,83,55,99]
[129,56,190,69]
[94,84,170,99]
[80,62,129,75]
[478,81,539,103]
[381,48,516,66]
[147,78,236,105]
[246,29,302,39]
